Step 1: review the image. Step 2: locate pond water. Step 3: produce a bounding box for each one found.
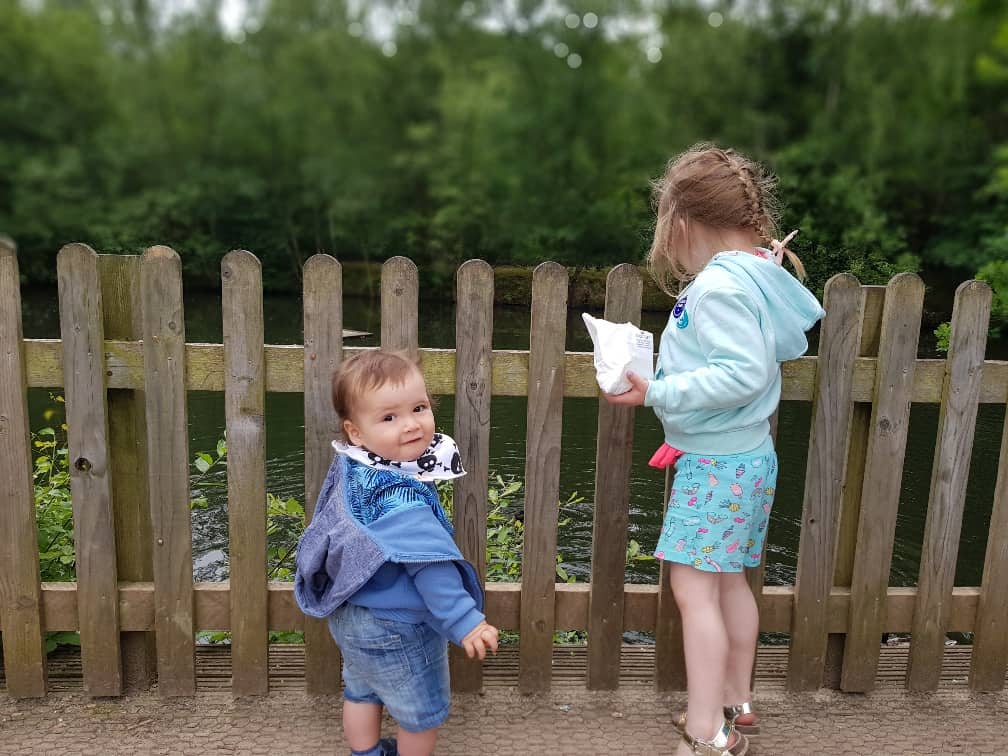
[21,283,1006,594]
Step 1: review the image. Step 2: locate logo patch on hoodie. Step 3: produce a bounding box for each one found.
[673,295,689,329]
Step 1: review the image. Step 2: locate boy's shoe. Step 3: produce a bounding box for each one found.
[350,739,397,756]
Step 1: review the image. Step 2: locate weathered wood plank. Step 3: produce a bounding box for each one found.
[824,285,884,688]
[970,361,1008,690]
[21,338,1008,404]
[98,254,157,692]
[841,273,925,692]
[519,262,568,694]
[746,407,778,689]
[57,243,123,697]
[140,246,195,696]
[381,257,419,356]
[787,274,863,691]
[18,582,987,636]
[450,260,495,692]
[655,466,686,691]
[908,281,991,690]
[301,254,343,695]
[587,265,643,690]
[221,250,269,696]
[0,240,47,698]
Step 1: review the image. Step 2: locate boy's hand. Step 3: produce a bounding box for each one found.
[603,371,649,406]
[461,621,499,660]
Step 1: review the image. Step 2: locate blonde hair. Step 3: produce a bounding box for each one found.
[331,350,425,442]
[647,143,805,295]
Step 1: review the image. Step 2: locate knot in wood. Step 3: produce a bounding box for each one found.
[74,457,92,472]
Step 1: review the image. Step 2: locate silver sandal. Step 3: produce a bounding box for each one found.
[677,702,759,737]
[681,718,748,756]
[724,701,760,736]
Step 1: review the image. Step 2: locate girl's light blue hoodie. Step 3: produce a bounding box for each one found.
[644,251,825,455]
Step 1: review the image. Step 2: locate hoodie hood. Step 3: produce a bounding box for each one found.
[706,251,825,362]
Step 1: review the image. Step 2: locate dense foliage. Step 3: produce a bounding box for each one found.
[3,0,1007,307]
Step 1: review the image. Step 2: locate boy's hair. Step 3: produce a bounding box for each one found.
[331,350,425,441]
[647,143,805,294]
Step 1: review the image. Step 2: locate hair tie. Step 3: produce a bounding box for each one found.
[769,229,798,265]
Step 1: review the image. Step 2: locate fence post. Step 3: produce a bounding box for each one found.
[302,254,343,695]
[519,262,568,694]
[971,326,1008,690]
[98,253,158,691]
[820,285,884,687]
[57,243,123,696]
[907,281,991,690]
[381,257,419,357]
[0,239,47,698]
[655,467,686,691]
[222,250,269,696]
[451,260,494,693]
[587,264,642,690]
[787,274,863,690]
[841,273,924,692]
[140,246,196,696]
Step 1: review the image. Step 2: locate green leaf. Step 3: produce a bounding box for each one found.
[45,631,80,654]
[194,456,211,473]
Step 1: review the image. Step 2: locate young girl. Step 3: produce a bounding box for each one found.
[295,350,499,756]
[606,145,824,756]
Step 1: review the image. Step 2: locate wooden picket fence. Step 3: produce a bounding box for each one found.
[1,242,1007,700]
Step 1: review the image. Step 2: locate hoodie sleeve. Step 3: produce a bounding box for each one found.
[645,287,774,413]
[404,561,485,646]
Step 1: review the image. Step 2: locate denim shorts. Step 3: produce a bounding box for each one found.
[328,603,450,733]
[653,436,778,573]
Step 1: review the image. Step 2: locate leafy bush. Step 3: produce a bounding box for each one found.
[977,259,1008,336]
[934,322,952,354]
[33,399,75,583]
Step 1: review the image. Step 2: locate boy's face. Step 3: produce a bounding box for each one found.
[342,368,436,462]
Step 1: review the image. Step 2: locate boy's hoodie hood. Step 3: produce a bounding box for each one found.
[706,251,825,361]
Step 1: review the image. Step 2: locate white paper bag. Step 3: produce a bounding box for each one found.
[581,313,655,395]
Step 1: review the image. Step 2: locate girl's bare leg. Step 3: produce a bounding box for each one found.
[343,701,383,752]
[669,563,727,743]
[719,569,759,712]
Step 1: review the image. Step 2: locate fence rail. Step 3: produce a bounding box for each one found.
[1,242,1006,699]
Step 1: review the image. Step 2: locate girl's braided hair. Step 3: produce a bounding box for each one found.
[647,143,805,295]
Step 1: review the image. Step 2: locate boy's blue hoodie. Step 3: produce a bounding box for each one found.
[293,452,485,646]
[644,251,825,455]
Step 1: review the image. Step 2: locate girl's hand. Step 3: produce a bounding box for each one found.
[602,372,649,406]
[462,621,499,660]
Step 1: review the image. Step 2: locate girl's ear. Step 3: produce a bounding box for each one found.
[343,419,361,446]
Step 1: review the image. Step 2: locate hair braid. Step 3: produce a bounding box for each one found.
[725,151,765,239]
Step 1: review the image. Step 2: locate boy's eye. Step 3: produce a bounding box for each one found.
[382,415,394,422]
[413,404,428,413]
